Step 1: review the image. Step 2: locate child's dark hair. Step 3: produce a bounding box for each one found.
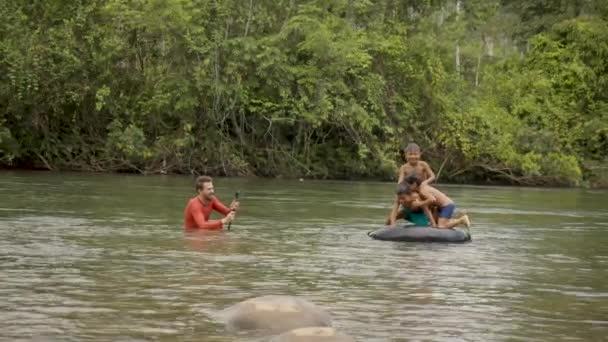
[404,174,421,186]
[396,183,411,195]
[405,142,420,153]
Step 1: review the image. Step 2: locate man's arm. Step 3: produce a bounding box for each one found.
[420,162,436,186]
[190,202,224,230]
[212,197,233,216]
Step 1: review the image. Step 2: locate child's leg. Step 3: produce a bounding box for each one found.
[462,214,471,227]
[436,203,464,229]
[437,215,469,229]
[422,206,436,227]
[432,206,439,224]
[451,210,471,228]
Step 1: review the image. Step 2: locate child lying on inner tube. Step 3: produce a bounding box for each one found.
[404,175,471,229]
[386,183,437,227]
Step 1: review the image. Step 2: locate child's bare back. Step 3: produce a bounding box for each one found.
[405,174,471,229]
[419,185,453,208]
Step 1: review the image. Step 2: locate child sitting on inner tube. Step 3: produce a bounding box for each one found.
[386,183,438,227]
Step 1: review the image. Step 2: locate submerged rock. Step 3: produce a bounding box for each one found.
[218,295,332,334]
[271,327,355,342]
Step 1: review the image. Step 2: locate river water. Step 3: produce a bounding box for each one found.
[1,171,606,341]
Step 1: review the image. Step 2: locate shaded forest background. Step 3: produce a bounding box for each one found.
[1,0,607,186]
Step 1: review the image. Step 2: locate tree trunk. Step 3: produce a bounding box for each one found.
[485,35,494,57]
[244,0,253,37]
[456,44,461,74]
[475,33,487,87]
[455,0,462,75]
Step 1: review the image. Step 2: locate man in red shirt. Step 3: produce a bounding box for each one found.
[184,176,239,230]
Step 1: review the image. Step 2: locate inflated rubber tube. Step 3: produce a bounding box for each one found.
[368,225,471,243]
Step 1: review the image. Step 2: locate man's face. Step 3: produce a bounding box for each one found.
[198,182,215,200]
[406,150,420,165]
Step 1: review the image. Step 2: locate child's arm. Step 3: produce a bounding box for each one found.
[422,205,437,227]
[386,207,404,225]
[411,190,436,209]
[420,161,436,186]
[397,165,406,184]
[412,193,436,227]
[387,196,400,226]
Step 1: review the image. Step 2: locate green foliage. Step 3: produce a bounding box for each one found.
[106,119,151,163]
[0,0,606,186]
[0,121,20,164]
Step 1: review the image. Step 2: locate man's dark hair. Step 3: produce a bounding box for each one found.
[195,175,213,191]
[396,183,411,195]
[404,174,421,186]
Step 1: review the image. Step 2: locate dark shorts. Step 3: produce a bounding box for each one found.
[438,203,456,219]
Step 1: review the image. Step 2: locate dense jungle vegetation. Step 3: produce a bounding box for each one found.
[1,0,607,186]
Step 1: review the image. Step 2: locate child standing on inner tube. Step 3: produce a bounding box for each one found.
[387,142,436,226]
[405,175,471,229]
[396,143,436,185]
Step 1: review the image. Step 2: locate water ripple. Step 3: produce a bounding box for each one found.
[1,173,607,341]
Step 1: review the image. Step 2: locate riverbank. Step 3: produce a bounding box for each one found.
[2,163,607,189]
[2,2,607,193]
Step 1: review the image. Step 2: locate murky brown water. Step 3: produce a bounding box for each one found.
[1,171,607,341]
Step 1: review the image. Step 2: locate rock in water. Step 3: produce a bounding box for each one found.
[271,327,355,342]
[218,295,332,334]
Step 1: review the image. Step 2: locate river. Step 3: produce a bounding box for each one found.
[1,171,606,341]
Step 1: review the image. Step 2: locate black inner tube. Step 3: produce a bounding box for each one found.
[368,225,471,243]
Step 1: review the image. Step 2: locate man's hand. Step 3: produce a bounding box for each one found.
[222,211,236,225]
[229,200,240,211]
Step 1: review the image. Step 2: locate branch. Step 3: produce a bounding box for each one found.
[435,154,450,182]
[35,152,54,171]
[262,147,312,175]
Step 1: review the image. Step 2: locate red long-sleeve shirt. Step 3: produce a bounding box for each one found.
[184,196,232,230]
